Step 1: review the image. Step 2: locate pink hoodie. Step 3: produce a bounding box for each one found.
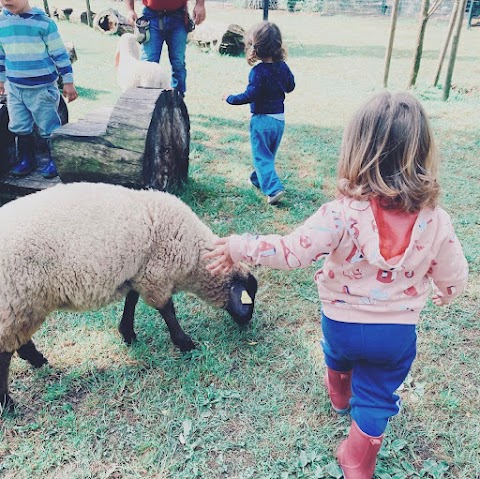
[229,197,468,324]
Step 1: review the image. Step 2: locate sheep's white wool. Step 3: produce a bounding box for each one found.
[115,33,171,92]
[0,182,249,351]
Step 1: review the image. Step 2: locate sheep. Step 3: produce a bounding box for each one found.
[114,33,171,92]
[0,182,258,412]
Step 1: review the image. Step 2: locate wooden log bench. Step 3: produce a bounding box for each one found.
[0,88,190,205]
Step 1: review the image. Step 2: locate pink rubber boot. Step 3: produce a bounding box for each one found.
[337,421,384,479]
[324,367,352,414]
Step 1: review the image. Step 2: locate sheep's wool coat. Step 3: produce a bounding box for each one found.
[0,182,227,351]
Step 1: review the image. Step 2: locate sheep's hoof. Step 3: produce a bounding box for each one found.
[0,394,15,415]
[30,354,49,369]
[177,338,196,352]
[120,330,137,345]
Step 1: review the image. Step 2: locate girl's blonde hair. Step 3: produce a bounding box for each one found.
[244,21,286,66]
[337,91,440,212]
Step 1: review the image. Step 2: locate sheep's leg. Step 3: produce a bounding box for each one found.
[158,298,195,352]
[119,290,140,344]
[17,340,48,368]
[0,351,14,413]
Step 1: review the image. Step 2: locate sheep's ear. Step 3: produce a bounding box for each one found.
[114,51,120,68]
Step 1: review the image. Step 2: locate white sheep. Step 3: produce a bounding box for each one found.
[114,33,171,92]
[0,182,258,411]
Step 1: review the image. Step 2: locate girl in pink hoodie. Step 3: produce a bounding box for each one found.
[204,91,468,479]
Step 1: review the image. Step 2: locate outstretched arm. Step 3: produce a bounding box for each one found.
[205,202,343,275]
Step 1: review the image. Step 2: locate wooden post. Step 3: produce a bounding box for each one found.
[467,0,475,27]
[443,0,468,100]
[263,0,269,20]
[43,0,50,16]
[433,1,458,86]
[383,0,400,88]
[407,0,430,88]
[85,0,93,27]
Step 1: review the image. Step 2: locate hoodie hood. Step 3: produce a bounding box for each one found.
[342,198,432,272]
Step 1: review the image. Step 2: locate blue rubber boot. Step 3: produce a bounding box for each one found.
[39,139,58,179]
[11,134,36,177]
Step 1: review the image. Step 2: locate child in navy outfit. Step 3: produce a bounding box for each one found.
[223,21,295,205]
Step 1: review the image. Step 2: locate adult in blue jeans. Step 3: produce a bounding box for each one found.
[125,0,206,95]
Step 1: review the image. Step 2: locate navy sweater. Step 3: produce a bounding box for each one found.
[226,61,295,114]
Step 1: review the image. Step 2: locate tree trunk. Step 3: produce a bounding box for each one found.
[407,0,430,88]
[51,88,189,193]
[383,0,400,88]
[93,9,134,35]
[443,0,468,100]
[433,0,458,86]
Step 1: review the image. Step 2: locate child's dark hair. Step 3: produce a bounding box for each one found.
[337,91,440,212]
[244,21,286,66]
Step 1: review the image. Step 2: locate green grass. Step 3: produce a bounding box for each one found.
[1,3,479,478]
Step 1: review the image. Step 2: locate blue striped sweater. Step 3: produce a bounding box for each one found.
[0,7,73,87]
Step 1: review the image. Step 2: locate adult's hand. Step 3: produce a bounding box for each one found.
[124,0,138,25]
[193,0,206,25]
[126,8,138,26]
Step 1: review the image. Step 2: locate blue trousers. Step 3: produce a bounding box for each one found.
[6,81,61,138]
[321,313,417,436]
[141,7,187,94]
[250,114,285,196]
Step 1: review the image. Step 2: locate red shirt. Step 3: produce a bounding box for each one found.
[142,0,186,11]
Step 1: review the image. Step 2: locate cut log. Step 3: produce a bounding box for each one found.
[219,24,246,56]
[188,22,229,50]
[93,9,134,35]
[51,88,189,193]
[69,10,96,25]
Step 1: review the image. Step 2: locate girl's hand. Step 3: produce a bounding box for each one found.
[63,83,78,103]
[432,292,448,306]
[203,237,235,275]
[0,82,5,96]
[222,94,229,101]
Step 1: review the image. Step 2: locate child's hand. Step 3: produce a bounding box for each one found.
[222,94,229,101]
[0,82,5,96]
[63,83,78,103]
[203,237,235,275]
[432,292,448,306]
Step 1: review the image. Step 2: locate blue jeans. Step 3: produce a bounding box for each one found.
[141,7,187,94]
[321,313,417,436]
[250,114,285,196]
[6,81,61,138]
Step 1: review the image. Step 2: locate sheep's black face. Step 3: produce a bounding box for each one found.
[226,272,258,325]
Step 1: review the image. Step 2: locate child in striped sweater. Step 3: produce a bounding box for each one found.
[0,0,77,178]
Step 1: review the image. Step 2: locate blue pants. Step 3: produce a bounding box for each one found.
[321,313,417,436]
[250,114,285,196]
[6,81,61,138]
[141,7,187,94]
